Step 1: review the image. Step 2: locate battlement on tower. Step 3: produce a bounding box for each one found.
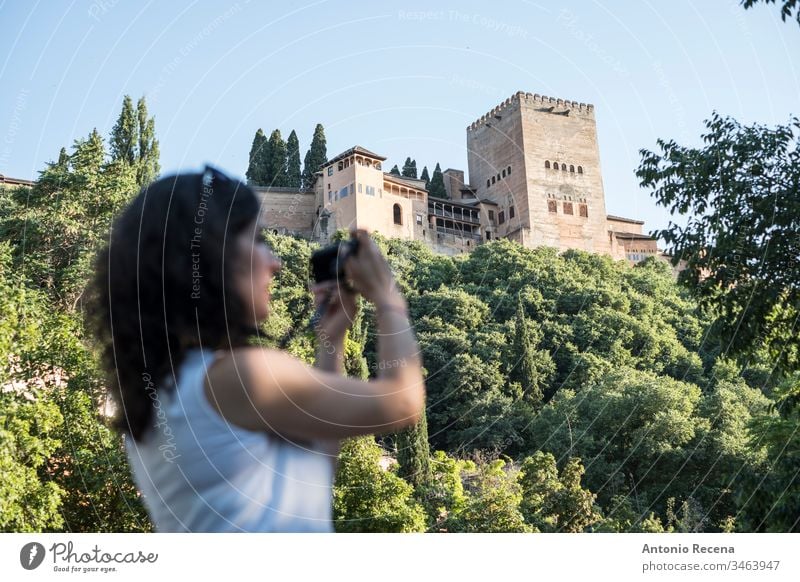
[467,91,594,132]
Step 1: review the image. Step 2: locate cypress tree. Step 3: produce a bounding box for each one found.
[420,166,430,190]
[512,298,545,407]
[264,129,288,187]
[246,129,267,185]
[302,123,327,188]
[286,130,302,188]
[109,95,137,166]
[402,157,417,178]
[135,97,160,187]
[396,409,432,489]
[429,163,447,198]
[389,164,401,176]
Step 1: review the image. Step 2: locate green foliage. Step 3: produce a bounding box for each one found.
[401,157,417,178]
[333,436,427,532]
[0,242,149,532]
[518,452,602,532]
[737,373,800,531]
[395,412,432,489]
[741,0,800,25]
[429,162,446,199]
[0,391,65,532]
[416,450,471,530]
[302,123,327,189]
[637,113,800,374]
[286,129,302,188]
[246,128,268,185]
[452,457,531,532]
[264,129,288,187]
[420,166,430,190]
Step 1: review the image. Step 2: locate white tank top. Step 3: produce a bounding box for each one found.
[124,348,335,532]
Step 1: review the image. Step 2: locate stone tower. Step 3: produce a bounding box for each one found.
[466,91,613,255]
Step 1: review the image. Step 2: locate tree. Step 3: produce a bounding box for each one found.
[264,129,288,186]
[429,162,447,198]
[389,164,400,176]
[395,411,432,489]
[518,452,603,532]
[453,457,531,532]
[302,123,327,188]
[637,113,800,374]
[401,157,417,178]
[135,97,160,187]
[420,166,430,190]
[109,95,137,166]
[333,436,427,532]
[741,0,800,25]
[1,129,138,306]
[737,373,800,531]
[286,129,302,188]
[510,297,551,408]
[246,128,268,185]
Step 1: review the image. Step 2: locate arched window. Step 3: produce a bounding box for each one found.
[577,165,583,174]
[393,203,402,225]
[561,163,567,171]
[491,176,496,184]
[569,165,575,173]
[507,165,511,175]
[545,161,550,169]
[502,169,506,178]
[486,179,491,188]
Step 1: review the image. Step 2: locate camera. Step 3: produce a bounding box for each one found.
[309,236,360,284]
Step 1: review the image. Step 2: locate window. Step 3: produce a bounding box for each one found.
[502,169,506,178]
[499,210,506,224]
[378,188,382,196]
[561,163,567,171]
[509,205,515,219]
[366,185,375,196]
[545,161,550,169]
[375,163,382,171]
[328,191,332,202]
[488,210,495,221]
[486,231,492,240]
[349,183,354,194]
[327,167,333,176]
[552,161,557,169]
[393,203,402,225]
[339,186,348,199]
[563,202,573,215]
[338,162,343,171]
[496,173,500,182]
[486,179,491,188]
[416,213,422,224]
[358,183,362,193]
[577,166,583,174]
[548,200,557,213]
[569,165,575,173]
[507,165,511,175]
[491,176,496,184]
[579,204,588,217]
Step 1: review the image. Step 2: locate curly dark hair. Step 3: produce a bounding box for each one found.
[86,166,261,442]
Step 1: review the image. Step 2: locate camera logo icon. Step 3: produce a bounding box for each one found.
[20,542,46,570]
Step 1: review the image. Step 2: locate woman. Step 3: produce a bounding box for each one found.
[87,166,425,532]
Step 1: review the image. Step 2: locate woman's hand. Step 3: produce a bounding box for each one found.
[310,279,358,341]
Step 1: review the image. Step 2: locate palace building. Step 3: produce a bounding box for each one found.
[252,91,676,268]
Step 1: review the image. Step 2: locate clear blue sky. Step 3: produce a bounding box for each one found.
[1,0,798,236]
